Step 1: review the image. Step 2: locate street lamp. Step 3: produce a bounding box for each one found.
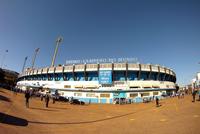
[51,36,63,67]
[31,48,40,69]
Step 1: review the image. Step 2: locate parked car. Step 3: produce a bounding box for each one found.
[57,96,69,102]
[70,99,85,105]
[51,94,68,102]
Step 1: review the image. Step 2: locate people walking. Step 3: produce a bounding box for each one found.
[198,89,200,101]
[40,94,44,101]
[52,95,56,104]
[45,92,50,107]
[25,90,30,108]
[156,97,159,107]
[192,90,196,102]
[53,90,59,104]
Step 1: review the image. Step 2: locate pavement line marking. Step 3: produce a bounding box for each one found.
[193,115,199,118]
[160,119,167,122]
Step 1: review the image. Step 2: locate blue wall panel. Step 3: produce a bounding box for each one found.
[100,99,107,103]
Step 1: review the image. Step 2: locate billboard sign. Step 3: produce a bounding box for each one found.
[99,70,112,84]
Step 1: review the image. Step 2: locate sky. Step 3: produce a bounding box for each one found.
[0,0,200,85]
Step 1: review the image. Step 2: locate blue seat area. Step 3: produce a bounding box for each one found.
[113,71,126,81]
[159,73,165,81]
[42,75,48,80]
[19,70,175,83]
[48,74,54,81]
[150,72,158,80]
[63,73,74,81]
[55,73,63,81]
[140,71,149,80]
[75,72,85,81]
[87,72,98,81]
[127,71,138,80]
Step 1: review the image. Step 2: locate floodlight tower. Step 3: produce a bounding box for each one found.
[31,48,40,69]
[51,36,63,67]
[22,56,28,72]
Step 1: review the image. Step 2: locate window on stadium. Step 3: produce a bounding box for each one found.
[64,85,71,88]
[86,93,96,97]
[143,87,151,88]
[152,86,160,88]
[129,93,138,98]
[130,86,140,89]
[74,93,82,96]
[100,93,110,98]
[153,92,159,95]
[141,92,150,97]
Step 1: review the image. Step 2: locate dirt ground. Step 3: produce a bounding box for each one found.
[0,88,200,134]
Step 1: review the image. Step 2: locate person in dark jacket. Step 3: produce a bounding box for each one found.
[156,97,159,107]
[25,90,30,108]
[45,92,50,107]
[192,90,196,102]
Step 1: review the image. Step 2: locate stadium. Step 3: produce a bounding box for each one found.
[16,60,177,104]
[0,68,19,89]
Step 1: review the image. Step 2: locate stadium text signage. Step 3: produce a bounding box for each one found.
[66,57,138,65]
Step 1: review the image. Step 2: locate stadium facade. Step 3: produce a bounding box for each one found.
[0,68,19,89]
[17,62,176,103]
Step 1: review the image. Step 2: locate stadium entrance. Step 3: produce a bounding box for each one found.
[113,91,126,104]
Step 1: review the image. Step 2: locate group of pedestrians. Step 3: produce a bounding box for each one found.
[177,92,185,99]
[24,90,52,108]
[24,88,200,108]
[25,90,30,108]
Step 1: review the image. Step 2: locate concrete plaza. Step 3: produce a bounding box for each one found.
[0,88,200,134]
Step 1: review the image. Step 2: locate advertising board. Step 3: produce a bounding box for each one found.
[99,70,112,84]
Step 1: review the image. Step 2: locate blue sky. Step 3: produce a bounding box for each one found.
[0,0,200,85]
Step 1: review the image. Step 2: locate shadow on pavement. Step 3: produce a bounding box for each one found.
[29,111,139,125]
[49,106,68,110]
[0,90,6,93]
[0,95,11,102]
[29,107,58,111]
[0,112,28,126]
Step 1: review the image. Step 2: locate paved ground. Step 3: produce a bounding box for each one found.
[0,88,200,134]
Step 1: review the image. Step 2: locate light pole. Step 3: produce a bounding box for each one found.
[1,50,8,68]
[22,56,28,72]
[31,48,40,69]
[51,36,63,67]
